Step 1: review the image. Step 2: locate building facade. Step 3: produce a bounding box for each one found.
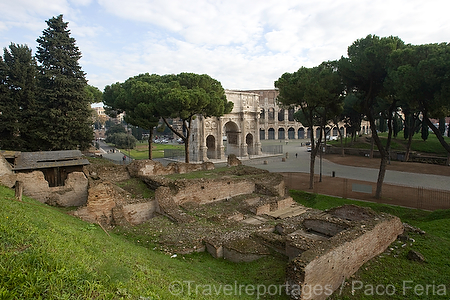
[245,89,371,141]
[189,90,261,162]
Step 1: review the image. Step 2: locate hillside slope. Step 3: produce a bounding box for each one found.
[0,185,287,300]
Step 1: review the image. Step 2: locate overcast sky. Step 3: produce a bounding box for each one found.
[1,0,448,92]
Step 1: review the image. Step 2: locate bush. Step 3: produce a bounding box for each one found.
[106,133,137,149]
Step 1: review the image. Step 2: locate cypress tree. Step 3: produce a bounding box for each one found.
[35,14,92,151]
[0,44,37,151]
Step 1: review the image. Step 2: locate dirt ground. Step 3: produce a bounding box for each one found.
[281,154,450,211]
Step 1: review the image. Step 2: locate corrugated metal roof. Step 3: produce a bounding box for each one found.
[11,150,90,170]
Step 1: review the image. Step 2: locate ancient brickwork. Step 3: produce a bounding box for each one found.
[285,206,404,300]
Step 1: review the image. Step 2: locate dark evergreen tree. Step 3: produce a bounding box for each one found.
[421,120,429,141]
[438,118,445,136]
[35,14,92,151]
[0,44,37,151]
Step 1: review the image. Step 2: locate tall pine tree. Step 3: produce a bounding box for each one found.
[35,15,92,151]
[0,44,37,151]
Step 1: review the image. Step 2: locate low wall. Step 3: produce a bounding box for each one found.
[127,160,214,177]
[72,180,157,227]
[285,214,403,300]
[171,179,256,205]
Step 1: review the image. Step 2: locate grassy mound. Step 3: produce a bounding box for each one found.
[0,185,287,300]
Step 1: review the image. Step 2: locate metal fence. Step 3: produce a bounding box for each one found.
[164,149,185,159]
[262,145,284,155]
[283,173,450,211]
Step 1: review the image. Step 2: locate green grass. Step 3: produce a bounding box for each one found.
[3,179,449,299]
[329,132,450,156]
[290,190,450,299]
[0,185,288,300]
[116,178,155,198]
[122,142,184,160]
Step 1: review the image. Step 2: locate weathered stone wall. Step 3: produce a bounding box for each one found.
[46,172,88,207]
[16,171,49,201]
[127,160,214,177]
[72,180,157,227]
[286,214,403,300]
[14,171,88,207]
[84,164,130,182]
[0,154,12,177]
[170,178,256,205]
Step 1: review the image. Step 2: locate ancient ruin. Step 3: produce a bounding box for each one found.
[78,158,402,299]
[0,152,404,299]
[189,90,262,161]
[0,150,89,206]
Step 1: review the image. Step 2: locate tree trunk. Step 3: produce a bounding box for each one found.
[376,156,388,199]
[339,126,345,157]
[148,130,153,160]
[161,116,191,163]
[308,127,317,190]
[309,152,316,190]
[423,114,450,154]
[369,135,374,159]
[372,102,396,199]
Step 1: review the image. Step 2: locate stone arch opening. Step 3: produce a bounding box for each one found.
[288,127,295,139]
[260,129,265,140]
[288,108,295,121]
[298,128,305,139]
[278,109,285,121]
[268,128,275,140]
[246,133,254,155]
[206,135,216,159]
[224,121,240,156]
[278,128,285,139]
[268,108,275,121]
[315,128,321,140]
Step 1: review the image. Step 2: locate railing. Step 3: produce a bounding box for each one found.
[282,173,450,211]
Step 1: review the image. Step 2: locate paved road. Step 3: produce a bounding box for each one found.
[96,140,133,164]
[95,139,449,191]
[242,140,450,191]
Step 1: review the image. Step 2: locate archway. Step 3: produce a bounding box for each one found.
[268,108,275,120]
[206,135,216,159]
[224,121,240,156]
[246,133,254,155]
[268,128,275,140]
[278,128,285,140]
[288,127,295,139]
[298,128,305,139]
[315,128,321,140]
[260,129,265,140]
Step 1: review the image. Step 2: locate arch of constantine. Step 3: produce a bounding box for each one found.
[189,89,371,162]
[189,90,262,162]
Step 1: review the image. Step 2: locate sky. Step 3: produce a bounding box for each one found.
[1,0,449,93]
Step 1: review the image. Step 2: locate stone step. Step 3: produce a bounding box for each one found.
[266,205,308,219]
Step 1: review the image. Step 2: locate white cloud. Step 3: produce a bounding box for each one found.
[2,0,450,91]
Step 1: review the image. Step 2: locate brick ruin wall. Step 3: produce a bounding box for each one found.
[170,179,256,205]
[285,213,404,300]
